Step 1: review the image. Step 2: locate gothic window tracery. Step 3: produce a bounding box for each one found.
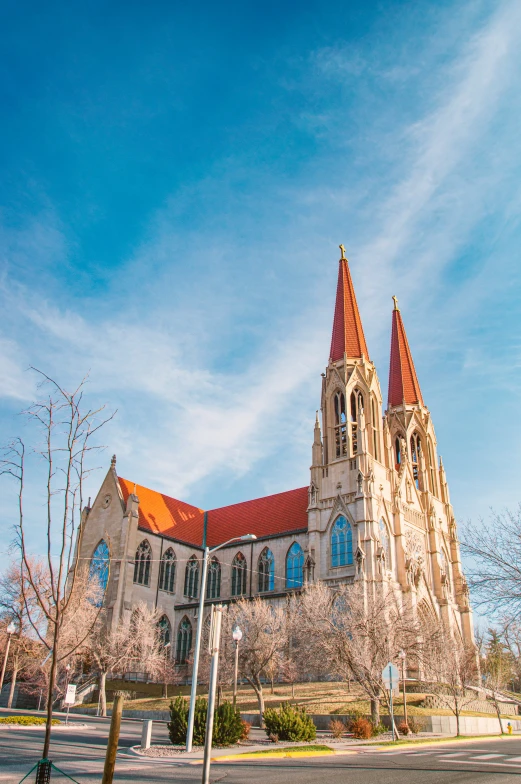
[428,440,437,496]
[286,542,304,589]
[333,391,347,458]
[350,389,364,455]
[331,515,353,567]
[206,556,221,599]
[395,436,402,467]
[231,552,247,597]
[371,395,379,460]
[410,433,422,489]
[176,616,192,664]
[89,540,110,597]
[133,540,152,586]
[184,556,199,599]
[158,615,172,651]
[258,548,275,593]
[159,548,176,593]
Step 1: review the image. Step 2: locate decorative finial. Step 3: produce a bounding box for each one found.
[339,244,346,260]
[133,482,137,495]
[111,454,117,468]
[392,295,399,311]
[315,410,319,425]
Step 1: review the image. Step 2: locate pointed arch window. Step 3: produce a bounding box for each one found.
[410,433,422,489]
[89,540,110,597]
[333,391,347,458]
[428,440,437,496]
[206,557,221,599]
[378,519,391,565]
[176,616,192,664]
[258,548,275,593]
[371,395,379,460]
[133,540,152,586]
[231,552,247,597]
[350,389,364,455]
[395,436,402,467]
[184,556,199,599]
[331,515,353,567]
[159,548,176,593]
[286,542,304,589]
[158,615,172,651]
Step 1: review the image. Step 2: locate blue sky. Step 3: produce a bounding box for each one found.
[1,0,521,584]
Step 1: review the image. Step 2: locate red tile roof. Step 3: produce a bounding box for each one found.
[118,478,308,548]
[388,306,424,408]
[330,257,370,362]
[119,478,205,546]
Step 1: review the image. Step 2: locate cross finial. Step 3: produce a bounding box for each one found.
[392,295,399,311]
[339,244,346,260]
[111,454,117,468]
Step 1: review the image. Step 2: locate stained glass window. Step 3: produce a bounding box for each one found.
[89,540,110,598]
[206,557,221,599]
[286,542,304,589]
[159,548,176,593]
[176,617,192,664]
[133,540,152,586]
[258,548,275,592]
[331,516,353,567]
[231,553,247,597]
[184,556,199,598]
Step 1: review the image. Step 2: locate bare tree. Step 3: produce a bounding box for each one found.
[296,582,423,726]
[461,508,521,617]
[0,371,114,757]
[226,598,288,720]
[424,623,479,736]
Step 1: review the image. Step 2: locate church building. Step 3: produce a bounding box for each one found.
[79,247,474,667]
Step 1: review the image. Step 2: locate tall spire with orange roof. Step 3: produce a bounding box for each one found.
[329,245,370,362]
[387,296,424,408]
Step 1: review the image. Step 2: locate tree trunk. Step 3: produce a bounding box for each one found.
[7,656,19,709]
[291,682,295,699]
[100,670,108,717]
[493,693,505,734]
[43,625,60,759]
[370,697,380,726]
[455,707,460,737]
[270,677,274,695]
[162,682,167,699]
[249,677,265,727]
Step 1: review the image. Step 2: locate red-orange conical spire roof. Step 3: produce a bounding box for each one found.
[388,297,424,408]
[330,247,370,362]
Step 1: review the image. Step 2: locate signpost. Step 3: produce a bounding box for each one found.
[64,684,77,725]
[382,663,399,740]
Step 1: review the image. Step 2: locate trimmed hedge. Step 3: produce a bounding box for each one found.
[0,716,61,725]
[263,704,316,742]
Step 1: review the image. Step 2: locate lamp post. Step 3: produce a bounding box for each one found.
[0,622,16,695]
[186,533,257,752]
[232,625,243,707]
[64,663,72,725]
[399,649,408,728]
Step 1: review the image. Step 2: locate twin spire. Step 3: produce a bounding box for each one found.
[329,246,423,409]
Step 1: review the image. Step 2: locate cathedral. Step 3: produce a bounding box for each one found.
[78,247,474,667]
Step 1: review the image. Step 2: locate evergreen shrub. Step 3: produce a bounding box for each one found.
[168,695,243,746]
[263,704,316,742]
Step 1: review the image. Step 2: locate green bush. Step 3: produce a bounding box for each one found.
[263,704,316,742]
[0,716,61,725]
[168,695,243,746]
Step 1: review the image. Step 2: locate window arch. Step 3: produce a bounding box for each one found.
[158,615,172,650]
[371,395,379,460]
[333,390,347,458]
[176,616,192,664]
[286,542,304,589]
[159,548,176,593]
[428,440,437,496]
[258,548,275,593]
[350,389,364,455]
[231,552,247,597]
[379,519,391,565]
[89,540,110,595]
[395,436,402,467]
[184,556,199,599]
[410,433,422,489]
[133,540,152,586]
[206,557,221,599]
[331,516,353,567]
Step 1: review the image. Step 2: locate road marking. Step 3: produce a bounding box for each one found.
[508,756,521,762]
[437,752,469,758]
[469,754,505,760]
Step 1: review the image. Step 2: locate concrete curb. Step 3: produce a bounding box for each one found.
[374,734,521,752]
[213,748,351,761]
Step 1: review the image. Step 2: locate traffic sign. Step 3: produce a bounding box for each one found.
[382,662,399,689]
[64,684,77,705]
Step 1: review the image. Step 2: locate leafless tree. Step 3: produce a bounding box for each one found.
[0,371,114,756]
[295,582,423,726]
[226,598,288,720]
[461,508,521,617]
[480,629,514,733]
[423,622,479,736]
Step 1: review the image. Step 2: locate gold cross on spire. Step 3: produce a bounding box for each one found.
[339,244,346,260]
[392,295,399,311]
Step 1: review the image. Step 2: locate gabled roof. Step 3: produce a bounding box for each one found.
[118,477,308,548]
[330,256,370,362]
[388,304,424,408]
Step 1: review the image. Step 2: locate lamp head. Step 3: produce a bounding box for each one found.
[399,649,406,660]
[6,622,16,635]
[232,626,243,642]
[240,534,257,541]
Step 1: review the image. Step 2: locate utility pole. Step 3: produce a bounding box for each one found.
[101,691,125,784]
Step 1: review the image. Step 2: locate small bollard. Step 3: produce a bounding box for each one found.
[141,719,153,750]
[508,722,513,735]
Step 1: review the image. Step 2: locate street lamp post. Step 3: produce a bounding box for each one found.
[64,663,72,725]
[232,626,243,707]
[0,622,16,695]
[186,533,256,753]
[399,650,408,728]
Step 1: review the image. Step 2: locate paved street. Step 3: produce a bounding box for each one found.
[2,710,521,783]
